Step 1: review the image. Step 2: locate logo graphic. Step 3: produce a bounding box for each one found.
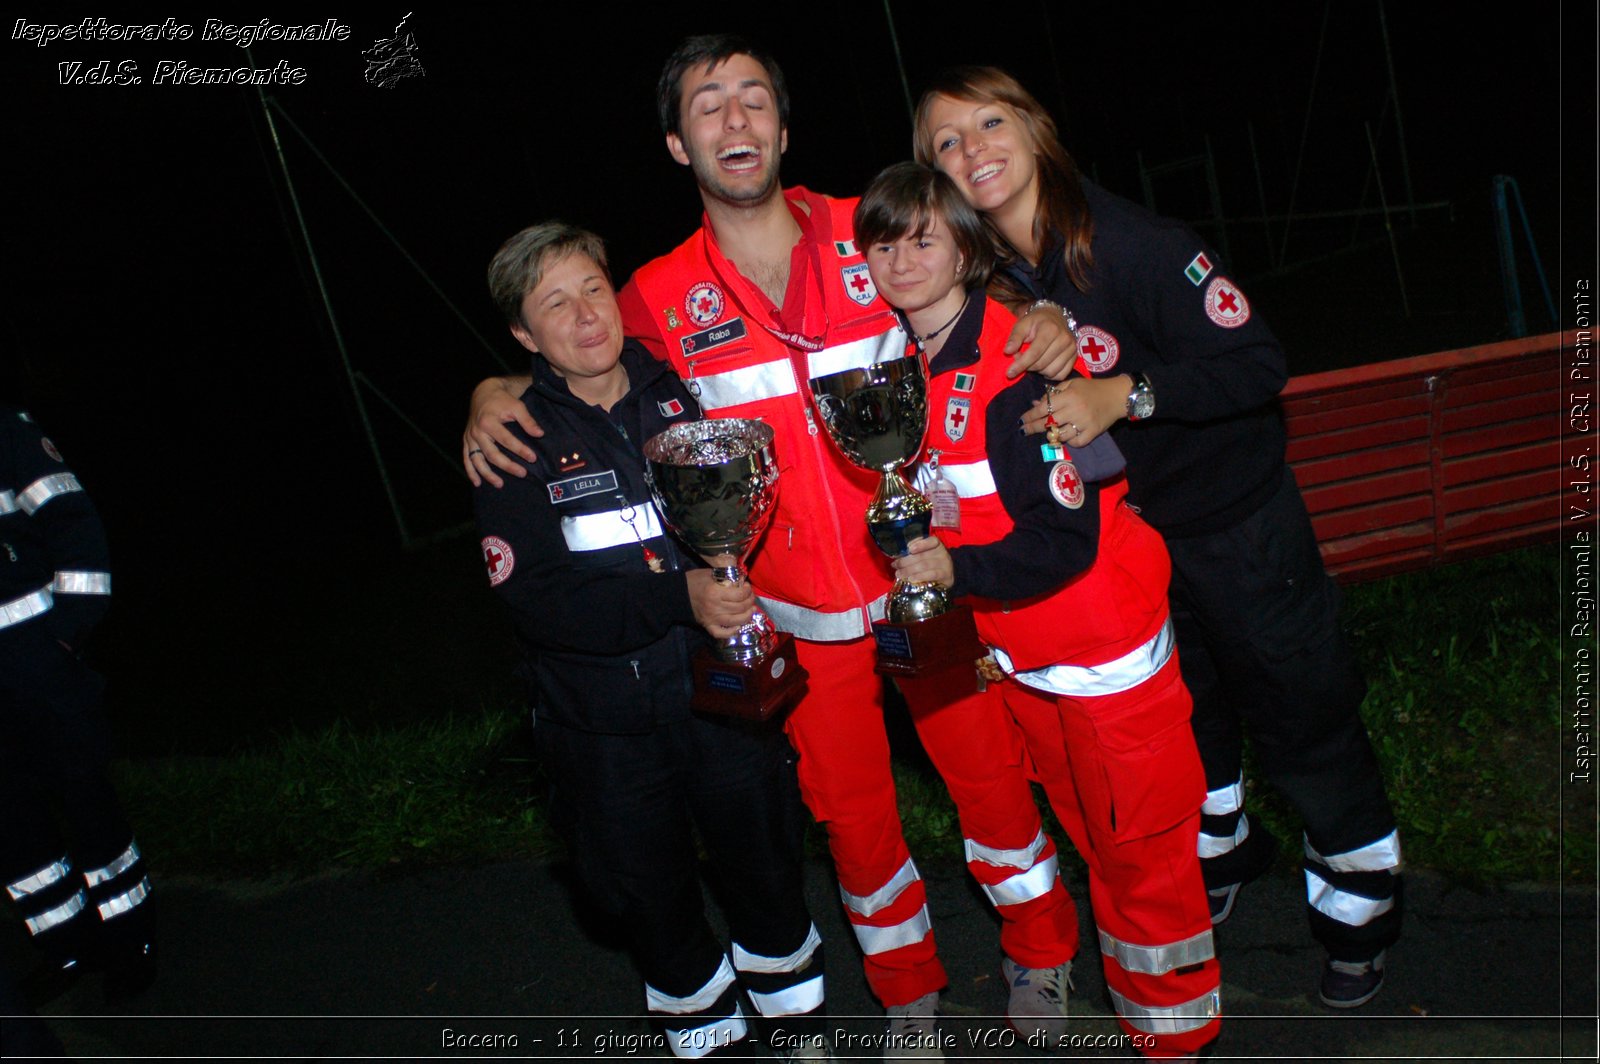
[1077,326,1120,373]
[664,306,682,330]
[362,13,425,88]
[1204,277,1250,328]
[945,397,971,442]
[841,264,877,306]
[482,536,514,586]
[685,282,725,327]
[952,372,976,393]
[834,240,858,257]
[1184,252,1213,286]
[1048,460,1085,509]
[658,399,684,417]
[547,470,619,505]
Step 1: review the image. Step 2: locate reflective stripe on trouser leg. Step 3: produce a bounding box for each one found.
[899,670,1078,970]
[1304,830,1402,960]
[733,923,825,1017]
[1198,776,1246,859]
[646,956,750,1058]
[1098,928,1214,977]
[23,888,87,935]
[7,856,72,900]
[1107,985,1221,1036]
[783,635,944,1007]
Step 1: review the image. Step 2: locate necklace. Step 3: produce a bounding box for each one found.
[905,294,969,348]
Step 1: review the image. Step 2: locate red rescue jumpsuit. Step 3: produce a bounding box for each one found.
[618,190,1075,1006]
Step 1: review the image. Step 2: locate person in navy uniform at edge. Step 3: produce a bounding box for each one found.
[474,222,826,1059]
[915,68,1402,1009]
[0,406,156,1017]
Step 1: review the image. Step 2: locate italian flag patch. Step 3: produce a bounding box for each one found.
[835,240,858,257]
[953,372,977,393]
[1184,252,1213,286]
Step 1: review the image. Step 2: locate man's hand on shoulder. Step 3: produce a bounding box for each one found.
[463,375,538,488]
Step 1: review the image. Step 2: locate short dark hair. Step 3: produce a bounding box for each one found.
[853,162,996,291]
[656,34,790,137]
[486,222,610,326]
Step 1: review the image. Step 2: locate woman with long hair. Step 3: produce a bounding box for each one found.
[913,67,1402,1014]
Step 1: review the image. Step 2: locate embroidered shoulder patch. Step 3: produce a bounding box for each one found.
[1204,277,1250,328]
[482,536,514,586]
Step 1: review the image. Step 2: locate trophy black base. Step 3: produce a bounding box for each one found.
[692,632,809,721]
[872,604,984,678]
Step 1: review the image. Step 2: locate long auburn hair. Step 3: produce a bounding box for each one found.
[913,66,1094,305]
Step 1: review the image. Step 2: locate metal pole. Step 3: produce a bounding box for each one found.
[1492,176,1527,338]
[881,0,915,128]
[1365,121,1410,318]
[1279,0,1333,267]
[1377,0,1418,225]
[1247,121,1276,267]
[256,83,413,547]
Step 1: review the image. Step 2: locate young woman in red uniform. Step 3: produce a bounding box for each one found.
[856,162,1219,1059]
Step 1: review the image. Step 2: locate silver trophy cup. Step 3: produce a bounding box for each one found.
[644,418,781,663]
[809,356,955,623]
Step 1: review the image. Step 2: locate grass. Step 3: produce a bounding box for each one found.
[114,546,1585,886]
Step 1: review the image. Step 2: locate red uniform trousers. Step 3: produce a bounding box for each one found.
[1000,654,1220,1058]
[784,638,1076,1008]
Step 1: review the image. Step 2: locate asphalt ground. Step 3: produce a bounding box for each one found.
[7,853,1596,1062]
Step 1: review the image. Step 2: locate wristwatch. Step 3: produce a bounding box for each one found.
[1125,372,1155,421]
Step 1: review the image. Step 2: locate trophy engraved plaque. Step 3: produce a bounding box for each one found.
[809,356,982,676]
[644,418,807,719]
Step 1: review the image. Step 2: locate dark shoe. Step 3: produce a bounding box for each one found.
[1319,950,1386,1008]
[1205,818,1278,925]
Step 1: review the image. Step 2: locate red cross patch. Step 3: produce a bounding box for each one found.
[684,281,724,328]
[482,536,514,587]
[1204,277,1251,328]
[841,263,877,307]
[1047,459,1085,509]
[1076,326,1120,373]
[945,397,971,442]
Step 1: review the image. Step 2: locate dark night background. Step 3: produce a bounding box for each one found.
[3,4,1593,756]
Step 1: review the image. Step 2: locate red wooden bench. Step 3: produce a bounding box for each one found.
[1282,331,1567,583]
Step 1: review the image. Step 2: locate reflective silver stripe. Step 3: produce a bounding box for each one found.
[83,841,141,886]
[0,587,52,630]
[732,923,821,975]
[53,570,111,596]
[1304,867,1396,927]
[1202,777,1244,816]
[852,904,932,956]
[25,889,86,935]
[746,973,824,1017]
[805,327,909,380]
[646,955,737,1013]
[560,503,665,553]
[1305,830,1403,874]
[983,853,1060,908]
[758,592,888,642]
[1107,985,1221,1035]
[7,856,71,900]
[1197,816,1249,859]
[695,358,796,410]
[964,828,1047,872]
[666,1007,748,1059]
[0,489,16,515]
[96,877,151,921]
[1098,928,1215,976]
[1003,617,1175,697]
[839,856,919,917]
[19,473,83,514]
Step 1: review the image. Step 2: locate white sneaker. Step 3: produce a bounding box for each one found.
[884,990,942,1059]
[1001,956,1073,1041]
